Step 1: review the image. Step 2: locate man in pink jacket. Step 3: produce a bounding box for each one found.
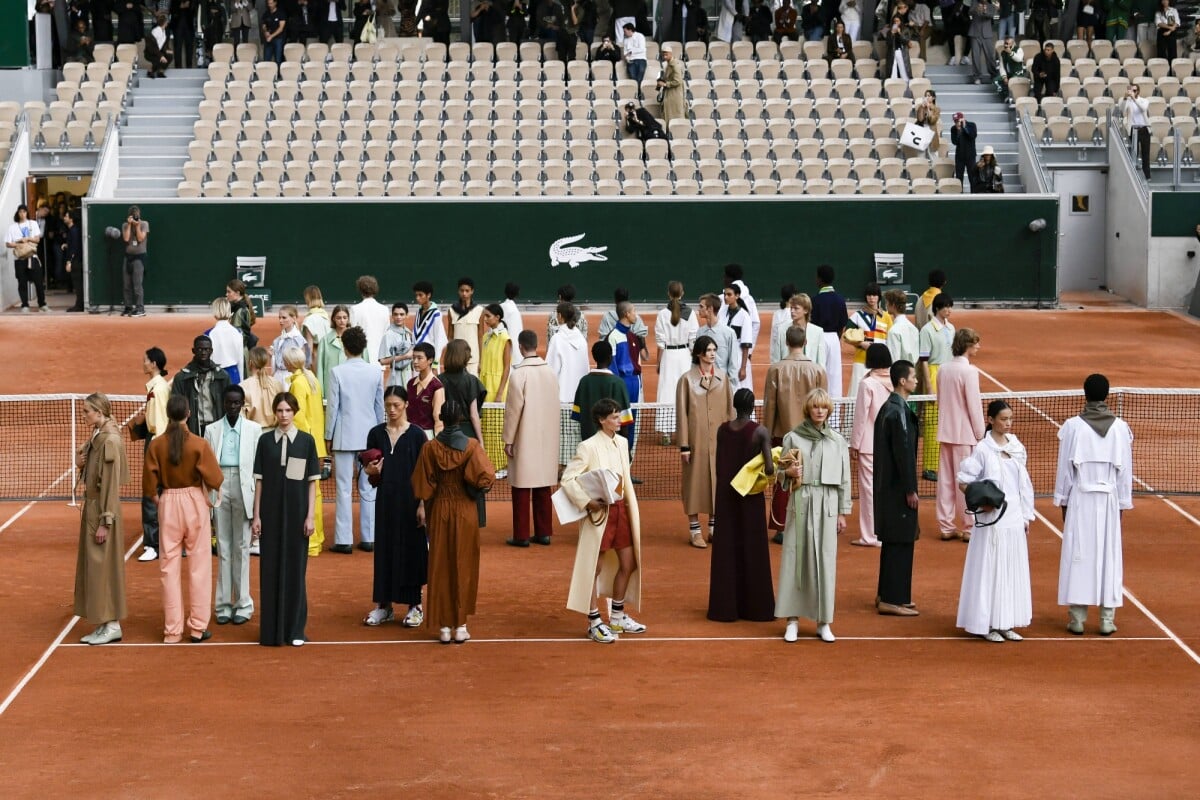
[849,344,894,547]
[935,328,985,540]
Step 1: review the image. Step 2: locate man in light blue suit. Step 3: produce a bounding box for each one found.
[325,327,384,554]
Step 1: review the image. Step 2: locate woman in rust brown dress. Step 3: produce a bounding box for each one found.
[75,392,130,645]
[412,399,495,644]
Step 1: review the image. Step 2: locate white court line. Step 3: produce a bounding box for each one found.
[0,535,143,718]
[0,467,73,536]
[55,635,1171,649]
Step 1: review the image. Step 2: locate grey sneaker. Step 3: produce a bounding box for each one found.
[588,622,617,643]
[363,606,393,626]
[401,605,424,628]
[89,622,122,645]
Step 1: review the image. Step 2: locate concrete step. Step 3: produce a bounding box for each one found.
[114,187,180,198]
[120,132,194,147]
[128,95,208,110]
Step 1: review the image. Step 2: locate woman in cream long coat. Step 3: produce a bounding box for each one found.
[776,389,852,644]
[561,410,643,625]
[675,335,735,549]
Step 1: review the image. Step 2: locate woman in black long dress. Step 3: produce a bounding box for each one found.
[252,391,321,647]
[362,386,429,628]
[438,339,488,527]
[707,388,776,622]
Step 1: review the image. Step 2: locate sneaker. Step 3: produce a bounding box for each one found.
[80,624,105,644]
[610,612,646,634]
[587,622,617,644]
[1000,629,1023,641]
[89,623,122,645]
[985,631,1005,643]
[120,307,132,316]
[453,625,470,643]
[20,306,30,314]
[131,308,146,317]
[137,546,158,562]
[39,305,51,313]
[817,623,836,643]
[783,619,799,643]
[439,627,453,644]
[402,605,424,627]
[249,538,260,556]
[291,639,305,646]
[364,606,394,626]
[495,469,508,480]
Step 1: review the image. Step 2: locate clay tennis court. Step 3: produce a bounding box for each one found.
[1,304,1198,797]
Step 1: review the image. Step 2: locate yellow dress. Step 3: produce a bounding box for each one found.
[288,368,327,556]
[478,327,511,473]
[922,363,940,473]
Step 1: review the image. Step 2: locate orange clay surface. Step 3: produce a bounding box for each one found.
[0,306,1198,797]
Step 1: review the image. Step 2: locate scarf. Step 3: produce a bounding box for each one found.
[1079,400,1117,438]
[436,428,470,452]
[450,300,476,317]
[792,419,833,443]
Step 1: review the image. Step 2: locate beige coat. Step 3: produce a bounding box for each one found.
[763,355,828,440]
[660,57,688,130]
[74,421,129,624]
[675,366,734,515]
[562,432,643,615]
[502,356,561,489]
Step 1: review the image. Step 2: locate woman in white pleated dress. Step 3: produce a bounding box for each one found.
[955,399,1034,643]
[653,281,698,440]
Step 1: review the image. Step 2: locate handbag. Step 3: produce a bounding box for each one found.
[964,479,1007,527]
[900,121,934,152]
[13,241,37,260]
[360,13,377,43]
[358,448,383,487]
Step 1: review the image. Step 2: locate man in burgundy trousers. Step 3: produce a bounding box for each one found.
[503,331,562,547]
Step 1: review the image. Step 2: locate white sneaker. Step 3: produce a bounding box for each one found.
[784,619,799,643]
[138,547,157,562]
[439,627,453,644]
[985,630,1005,643]
[1000,629,1023,641]
[291,638,305,646]
[587,622,617,643]
[89,622,122,645]
[80,624,105,644]
[249,538,260,556]
[401,605,424,628]
[609,612,646,634]
[363,606,393,626]
[817,623,836,643]
[453,625,470,643]
[495,469,508,480]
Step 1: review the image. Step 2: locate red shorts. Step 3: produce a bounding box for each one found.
[599,501,633,552]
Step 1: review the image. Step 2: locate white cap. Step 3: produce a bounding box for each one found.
[661,43,675,54]
[982,145,994,156]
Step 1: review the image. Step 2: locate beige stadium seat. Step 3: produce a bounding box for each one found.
[778,178,805,195]
[936,178,963,194]
[723,178,749,195]
[621,178,648,196]
[858,178,884,195]
[278,180,304,197]
[803,178,831,195]
[692,178,720,195]
[176,181,202,198]
[229,181,255,198]
[593,179,620,196]
[201,180,228,198]
[671,178,698,196]
[884,178,910,194]
[829,177,856,195]
[826,157,853,180]
[911,178,936,195]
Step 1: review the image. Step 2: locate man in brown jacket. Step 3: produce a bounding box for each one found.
[503,331,562,547]
[762,325,828,542]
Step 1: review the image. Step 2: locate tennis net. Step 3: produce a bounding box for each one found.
[4,388,1197,504]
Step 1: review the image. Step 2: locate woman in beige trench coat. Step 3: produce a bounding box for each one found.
[75,392,130,645]
[676,335,735,549]
[658,43,688,132]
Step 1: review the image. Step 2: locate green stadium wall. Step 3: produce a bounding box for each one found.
[83,197,1059,307]
[1150,192,1200,238]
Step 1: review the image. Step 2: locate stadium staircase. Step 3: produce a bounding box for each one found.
[114,68,206,198]
[924,65,1023,193]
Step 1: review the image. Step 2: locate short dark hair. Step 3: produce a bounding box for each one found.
[556,284,577,302]
[890,360,915,387]
[724,263,745,282]
[592,397,621,424]
[928,269,947,288]
[272,391,300,414]
[591,339,613,367]
[412,342,435,361]
[193,334,213,348]
[145,346,168,376]
[864,282,882,299]
[612,287,630,306]
[13,204,28,222]
[733,388,755,414]
[692,334,716,362]
[224,384,246,401]
[816,264,835,285]
[457,276,475,289]
[1084,373,1109,402]
[785,325,807,349]
[518,329,537,351]
[342,326,367,357]
[622,22,635,30]
[778,282,797,307]
[391,301,409,314]
[504,282,520,300]
[384,385,409,402]
[412,280,433,295]
[932,292,954,314]
[440,398,466,426]
[556,301,579,327]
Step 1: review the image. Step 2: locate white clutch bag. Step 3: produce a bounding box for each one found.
[552,468,622,525]
[900,121,934,152]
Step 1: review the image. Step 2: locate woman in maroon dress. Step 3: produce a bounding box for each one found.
[707,388,777,622]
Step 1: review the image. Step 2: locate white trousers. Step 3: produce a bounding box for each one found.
[334,450,376,545]
[214,466,253,617]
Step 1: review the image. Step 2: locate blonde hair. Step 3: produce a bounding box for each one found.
[84,392,112,418]
[211,297,232,321]
[279,304,299,319]
[303,285,325,309]
[788,293,813,315]
[952,327,981,356]
[283,347,318,392]
[803,388,833,421]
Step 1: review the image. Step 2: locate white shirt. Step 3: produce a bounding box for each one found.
[499,298,524,366]
[151,26,167,49]
[350,297,391,369]
[623,31,646,61]
[886,314,920,366]
[1156,8,1180,27]
[209,319,246,373]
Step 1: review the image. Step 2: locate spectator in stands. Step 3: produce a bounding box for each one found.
[994,37,1026,100]
[350,275,390,370]
[502,331,560,547]
[288,0,316,43]
[449,276,484,376]
[397,0,419,36]
[64,18,95,63]
[547,284,589,341]
[916,90,941,154]
[202,1,227,57]
[169,0,196,67]
[1027,0,1055,43]
[825,17,854,60]
[1155,0,1180,60]
[505,0,528,42]
[1120,85,1152,180]
[539,0,577,61]
[144,13,172,78]
[950,111,978,190]
[624,102,669,154]
[884,289,919,367]
[120,205,148,317]
[975,146,1004,193]
[1030,41,1061,101]
[377,0,398,36]
[622,22,647,99]
[967,0,997,85]
[882,14,915,81]
[261,0,287,63]
[471,0,505,44]
[717,0,749,42]
[944,0,971,66]
[171,335,232,435]
[908,0,931,60]
[612,0,648,38]
[1191,17,1200,56]
[116,0,145,44]
[996,0,1019,40]
[5,205,46,314]
[774,0,798,42]
[810,264,847,401]
[746,0,773,43]
[657,44,687,131]
[573,0,598,45]
[91,0,116,43]
[319,0,347,43]
[595,32,621,62]
[840,0,860,40]
[229,0,252,45]
[1074,0,1098,45]
[800,0,823,41]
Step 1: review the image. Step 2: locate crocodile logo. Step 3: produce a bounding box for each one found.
[549,234,608,269]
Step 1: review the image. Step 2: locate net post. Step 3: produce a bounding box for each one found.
[68,396,78,508]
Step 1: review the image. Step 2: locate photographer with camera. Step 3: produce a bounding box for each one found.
[595,32,621,62]
[993,36,1026,100]
[1030,41,1061,101]
[121,205,149,317]
[974,146,1004,193]
[1119,85,1152,179]
[950,111,978,190]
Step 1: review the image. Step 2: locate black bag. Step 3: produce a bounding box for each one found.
[964,479,1007,527]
